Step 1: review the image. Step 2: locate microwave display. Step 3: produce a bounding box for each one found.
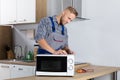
[36,56,67,72]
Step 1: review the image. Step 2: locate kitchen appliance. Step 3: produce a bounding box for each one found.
[36,54,74,76]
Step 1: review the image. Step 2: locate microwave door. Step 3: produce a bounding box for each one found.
[36,56,67,72]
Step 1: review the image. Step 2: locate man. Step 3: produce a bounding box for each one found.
[35,6,78,55]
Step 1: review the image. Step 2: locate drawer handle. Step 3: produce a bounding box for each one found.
[1,65,9,68]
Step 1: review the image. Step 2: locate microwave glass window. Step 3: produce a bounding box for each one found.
[41,60,61,71]
[37,56,67,72]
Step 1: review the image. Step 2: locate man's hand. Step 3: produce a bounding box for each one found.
[62,47,74,54]
[53,50,67,55]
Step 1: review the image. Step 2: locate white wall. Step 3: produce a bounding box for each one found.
[13,0,120,79]
[66,0,120,79]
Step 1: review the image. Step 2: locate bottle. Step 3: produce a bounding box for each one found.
[26,51,31,60]
[29,51,34,60]
[26,51,30,60]
[26,51,34,60]
[34,44,39,61]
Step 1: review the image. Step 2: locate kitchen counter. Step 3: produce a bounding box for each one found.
[0,60,89,67]
[7,65,120,80]
[0,59,90,80]
[0,60,36,66]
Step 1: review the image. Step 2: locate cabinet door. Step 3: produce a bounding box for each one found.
[73,0,82,18]
[47,0,88,19]
[0,0,17,24]
[47,0,62,16]
[17,0,35,23]
[0,0,35,24]
[62,0,72,10]
[62,0,82,18]
[11,65,35,78]
[0,64,11,80]
[36,0,47,23]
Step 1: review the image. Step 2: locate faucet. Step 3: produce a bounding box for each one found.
[14,44,23,60]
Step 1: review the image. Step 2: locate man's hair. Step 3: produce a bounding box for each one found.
[65,6,78,16]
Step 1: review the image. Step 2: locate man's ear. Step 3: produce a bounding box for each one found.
[62,11,65,15]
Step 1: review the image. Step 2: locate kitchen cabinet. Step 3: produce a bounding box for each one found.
[0,0,16,24]
[11,64,35,78]
[47,0,88,20]
[0,0,35,24]
[17,0,35,24]
[0,63,35,79]
[0,63,11,80]
[0,0,47,24]
[36,0,47,23]
[0,26,12,60]
[47,0,62,16]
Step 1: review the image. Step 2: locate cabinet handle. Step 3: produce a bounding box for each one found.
[9,20,16,23]
[24,19,27,21]
[14,20,17,22]
[1,65,9,68]
[18,68,23,70]
[19,19,27,22]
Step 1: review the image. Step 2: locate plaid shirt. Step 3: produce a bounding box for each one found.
[35,16,68,49]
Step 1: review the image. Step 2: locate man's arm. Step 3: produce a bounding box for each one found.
[37,39,55,54]
[37,39,67,55]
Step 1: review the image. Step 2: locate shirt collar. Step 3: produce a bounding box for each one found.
[52,15,58,23]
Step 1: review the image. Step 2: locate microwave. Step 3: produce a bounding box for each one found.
[36,54,74,76]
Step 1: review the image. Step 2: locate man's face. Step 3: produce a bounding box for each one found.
[60,10,76,25]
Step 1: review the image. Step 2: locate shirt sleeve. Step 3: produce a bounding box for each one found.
[35,17,49,42]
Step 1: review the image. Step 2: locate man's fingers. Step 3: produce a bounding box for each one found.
[54,50,67,55]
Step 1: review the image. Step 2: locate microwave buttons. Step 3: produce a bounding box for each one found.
[68,59,73,64]
[68,65,73,70]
